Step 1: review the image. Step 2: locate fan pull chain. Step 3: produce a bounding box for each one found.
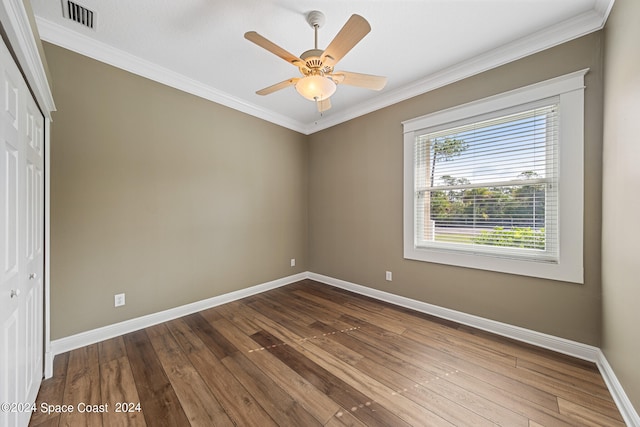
[314,96,324,117]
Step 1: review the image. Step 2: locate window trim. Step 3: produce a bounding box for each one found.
[403,69,587,283]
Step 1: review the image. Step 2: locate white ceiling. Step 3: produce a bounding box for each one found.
[31,0,613,134]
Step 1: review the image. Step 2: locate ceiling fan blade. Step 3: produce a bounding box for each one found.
[256,78,299,96]
[244,31,304,67]
[317,98,332,112]
[332,71,387,90]
[321,15,371,68]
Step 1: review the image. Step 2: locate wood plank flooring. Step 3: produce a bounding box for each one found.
[29,279,624,426]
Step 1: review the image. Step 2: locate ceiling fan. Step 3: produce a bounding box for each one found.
[244,11,387,112]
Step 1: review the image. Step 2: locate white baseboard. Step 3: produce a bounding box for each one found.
[596,350,640,426]
[308,272,600,361]
[47,272,307,373]
[46,270,639,425]
[308,272,639,426]
[44,351,54,378]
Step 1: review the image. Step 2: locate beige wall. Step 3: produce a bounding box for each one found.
[45,32,606,346]
[309,32,604,345]
[45,43,308,339]
[602,0,640,411]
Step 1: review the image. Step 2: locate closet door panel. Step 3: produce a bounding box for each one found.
[0,36,45,427]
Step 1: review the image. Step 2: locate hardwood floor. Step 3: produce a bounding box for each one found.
[30,280,624,426]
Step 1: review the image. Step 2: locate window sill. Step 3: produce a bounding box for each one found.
[404,244,582,283]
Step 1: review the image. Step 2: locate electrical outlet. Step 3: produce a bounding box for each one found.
[385,271,393,281]
[114,293,125,307]
[291,258,296,267]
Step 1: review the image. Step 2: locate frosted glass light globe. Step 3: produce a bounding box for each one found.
[295,75,336,101]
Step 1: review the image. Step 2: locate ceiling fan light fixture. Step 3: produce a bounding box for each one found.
[295,75,336,101]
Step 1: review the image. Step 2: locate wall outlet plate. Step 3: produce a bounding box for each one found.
[114,293,125,307]
[385,271,393,281]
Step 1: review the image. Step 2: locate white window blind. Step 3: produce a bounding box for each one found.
[413,101,559,262]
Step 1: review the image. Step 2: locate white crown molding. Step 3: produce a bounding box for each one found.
[35,1,611,135]
[35,16,308,134]
[306,5,611,133]
[594,0,616,19]
[0,0,56,117]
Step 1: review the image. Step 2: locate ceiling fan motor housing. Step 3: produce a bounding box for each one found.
[299,49,333,75]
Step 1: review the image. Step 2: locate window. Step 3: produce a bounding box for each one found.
[414,101,559,261]
[403,70,586,283]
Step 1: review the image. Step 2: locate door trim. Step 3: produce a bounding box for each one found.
[0,0,55,117]
[0,0,56,378]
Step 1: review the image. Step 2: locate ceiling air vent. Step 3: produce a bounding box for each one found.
[62,1,96,30]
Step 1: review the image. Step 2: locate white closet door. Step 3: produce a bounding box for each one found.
[0,34,45,427]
